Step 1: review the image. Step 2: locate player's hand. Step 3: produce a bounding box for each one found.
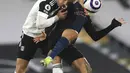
[117,18,126,25]
[111,18,126,27]
[40,56,53,67]
[57,8,68,20]
[33,32,46,43]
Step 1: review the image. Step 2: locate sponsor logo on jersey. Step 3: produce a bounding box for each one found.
[45,4,51,11]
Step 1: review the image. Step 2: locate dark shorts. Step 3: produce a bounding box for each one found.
[17,34,50,61]
[58,45,83,65]
[17,34,83,65]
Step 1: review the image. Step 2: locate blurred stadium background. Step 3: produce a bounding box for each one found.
[0,0,130,73]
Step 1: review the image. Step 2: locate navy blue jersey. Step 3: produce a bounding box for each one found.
[48,2,85,48]
[46,2,76,36]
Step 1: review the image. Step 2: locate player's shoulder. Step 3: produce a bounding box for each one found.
[39,0,57,7]
[39,0,58,13]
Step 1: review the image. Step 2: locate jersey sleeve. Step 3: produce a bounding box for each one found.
[36,1,59,29]
[38,1,53,18]
[83,17,121,41]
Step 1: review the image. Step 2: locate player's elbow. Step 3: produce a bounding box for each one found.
[88,33,100,41]
[90,36,99,41]
[92,37,99,41]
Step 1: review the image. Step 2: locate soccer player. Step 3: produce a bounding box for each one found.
[41,0,126,68]
[15,0,68,73]
[33,1,126,73]
[34,2,93,73]
[31,1,93,73]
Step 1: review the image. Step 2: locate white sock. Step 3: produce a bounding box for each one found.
[52,63,63,73]
[53,68,63,73]
[14,71,16,73]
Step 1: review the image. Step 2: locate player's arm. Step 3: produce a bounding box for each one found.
[36,1,67,29]
[83,17,125,41]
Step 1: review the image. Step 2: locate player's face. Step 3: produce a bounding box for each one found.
[57,0,67,7]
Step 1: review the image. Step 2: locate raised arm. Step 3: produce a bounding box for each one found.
[83,17,123,41]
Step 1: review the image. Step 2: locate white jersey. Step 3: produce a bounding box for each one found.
[23,0,59,37]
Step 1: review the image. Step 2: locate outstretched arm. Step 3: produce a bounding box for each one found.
[83,17,125,41]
